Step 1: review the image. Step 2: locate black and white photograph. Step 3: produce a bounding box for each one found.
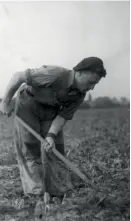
[0,1,130,221]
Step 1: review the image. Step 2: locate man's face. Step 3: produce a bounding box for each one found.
[76,70,101,93]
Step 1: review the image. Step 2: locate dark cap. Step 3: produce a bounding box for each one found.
[73,57,107,77]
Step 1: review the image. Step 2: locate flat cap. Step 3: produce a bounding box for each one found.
[73,57,106,77]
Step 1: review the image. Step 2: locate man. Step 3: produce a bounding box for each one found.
[0,57,107,202]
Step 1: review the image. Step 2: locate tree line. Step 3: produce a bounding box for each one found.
[80,94,130,109]
[0,95,130,109]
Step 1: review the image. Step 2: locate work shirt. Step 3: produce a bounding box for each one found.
[25,65,86,120]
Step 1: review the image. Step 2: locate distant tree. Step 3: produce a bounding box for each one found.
[79,100,90,109]
[92,96,117,108]
[120,97,130,106]
[112,97,120,107]
[88,93,92,103]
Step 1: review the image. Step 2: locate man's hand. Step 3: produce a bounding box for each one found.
[44,136,55,152]
[0,100,14,117]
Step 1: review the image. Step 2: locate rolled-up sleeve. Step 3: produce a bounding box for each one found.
[58,94,85,120]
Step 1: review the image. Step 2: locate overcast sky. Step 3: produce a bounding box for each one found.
[0,1,130,99]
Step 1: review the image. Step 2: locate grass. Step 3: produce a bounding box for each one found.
[0,108,130,221]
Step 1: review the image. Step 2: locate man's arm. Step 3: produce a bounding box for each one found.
[44,115,67,152]
[47,93,86,137]
[2,71,26,103]
[0,71,27,116]
[48,115,67,135]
